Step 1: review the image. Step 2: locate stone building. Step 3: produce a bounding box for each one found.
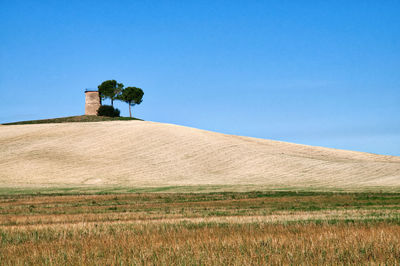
[84,90,101,115]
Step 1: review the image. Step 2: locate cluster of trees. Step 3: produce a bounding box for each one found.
[98,80,144,118]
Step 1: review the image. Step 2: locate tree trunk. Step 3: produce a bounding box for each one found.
[111,99,114,107]
[129,103,132,118]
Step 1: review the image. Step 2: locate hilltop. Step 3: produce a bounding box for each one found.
[0,120,399,191]
[2,115,141,125]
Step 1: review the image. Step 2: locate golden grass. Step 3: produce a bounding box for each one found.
[1,222,400,265]
[1,191,400,264]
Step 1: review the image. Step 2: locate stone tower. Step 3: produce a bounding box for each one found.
[84,90,101,115]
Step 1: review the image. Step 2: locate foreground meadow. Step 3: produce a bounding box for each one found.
[1,191,400,264]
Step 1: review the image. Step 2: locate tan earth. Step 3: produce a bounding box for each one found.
[0,121,399,190]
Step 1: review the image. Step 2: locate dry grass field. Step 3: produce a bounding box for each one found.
[1,120,400,264]
[1,120,399,190]
[1,191,400,265]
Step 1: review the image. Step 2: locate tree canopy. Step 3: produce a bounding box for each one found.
[98,80,124,106]
[119,87,144,118]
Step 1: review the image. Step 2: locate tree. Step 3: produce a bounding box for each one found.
[98,80,124,107]
[119,87,144,118]
[97,105,120,117]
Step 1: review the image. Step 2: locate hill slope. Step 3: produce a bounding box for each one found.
[1,121,399,190]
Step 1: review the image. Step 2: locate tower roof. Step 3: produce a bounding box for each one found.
[85,89,98,93]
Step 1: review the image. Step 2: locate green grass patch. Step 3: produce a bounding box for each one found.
[2,115,142,125]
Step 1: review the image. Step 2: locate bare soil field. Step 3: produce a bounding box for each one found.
[0,120,399,190]
[1,191,400,264]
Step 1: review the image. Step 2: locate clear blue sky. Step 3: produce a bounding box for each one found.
[1,1,399,156]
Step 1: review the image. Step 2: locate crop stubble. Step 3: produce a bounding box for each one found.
[1,191,399,264]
